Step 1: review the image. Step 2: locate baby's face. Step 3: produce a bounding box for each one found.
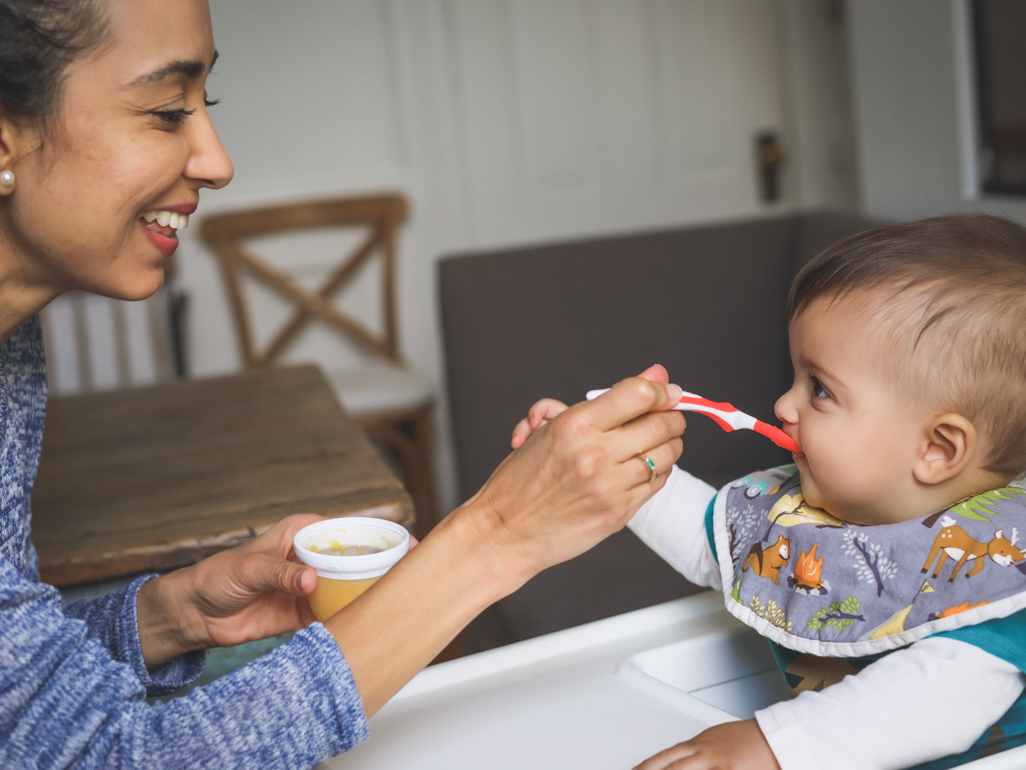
[775,296,926,525]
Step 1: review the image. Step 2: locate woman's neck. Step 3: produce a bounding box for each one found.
[0,229,65,344]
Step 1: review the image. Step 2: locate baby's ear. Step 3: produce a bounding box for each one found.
[912,414,976,485]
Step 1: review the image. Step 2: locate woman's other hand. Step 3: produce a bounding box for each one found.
[136,514,322,668]
[136,515,420,669]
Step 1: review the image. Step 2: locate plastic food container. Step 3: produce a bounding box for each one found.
[293,517,410,621]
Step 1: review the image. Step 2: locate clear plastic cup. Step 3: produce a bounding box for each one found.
[293,517,410,621]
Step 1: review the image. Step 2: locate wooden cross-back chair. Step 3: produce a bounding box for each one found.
[200,193,438,536]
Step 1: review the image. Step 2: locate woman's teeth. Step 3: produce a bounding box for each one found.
[142,210,190,229]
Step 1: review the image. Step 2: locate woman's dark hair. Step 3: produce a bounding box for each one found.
[0,0,109,125]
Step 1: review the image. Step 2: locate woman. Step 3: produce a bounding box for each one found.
[0,0,686,767]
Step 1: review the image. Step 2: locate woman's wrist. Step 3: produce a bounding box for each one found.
[135,568,206,669]
[444,495,538,598]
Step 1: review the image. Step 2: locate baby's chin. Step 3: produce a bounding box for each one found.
[801,485,881,525]
[796,472,843,519]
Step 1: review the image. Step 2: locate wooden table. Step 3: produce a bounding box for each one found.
[32,365,414,587]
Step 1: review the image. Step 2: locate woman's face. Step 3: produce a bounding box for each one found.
[0,0,233,301]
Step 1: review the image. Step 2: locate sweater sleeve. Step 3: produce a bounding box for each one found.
[754,637,1025,770]
[61,574,205,697]
[0,556,368,769]
[628,466,720,589]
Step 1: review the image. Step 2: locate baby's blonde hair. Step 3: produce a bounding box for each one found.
[788,214,1026,479]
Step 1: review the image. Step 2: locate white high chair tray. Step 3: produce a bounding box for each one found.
[319,591,1026,770]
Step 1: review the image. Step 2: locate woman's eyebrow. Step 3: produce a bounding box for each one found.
[126,50,219,88]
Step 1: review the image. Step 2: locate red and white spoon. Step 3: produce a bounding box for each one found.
[586,388,800,453]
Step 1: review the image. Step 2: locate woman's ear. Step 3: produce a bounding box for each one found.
[912,414,976,486]
[0,108,34,196]
[0,110,22,196]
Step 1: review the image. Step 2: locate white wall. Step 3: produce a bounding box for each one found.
[174,0,856,512]
[847,0,1026,222]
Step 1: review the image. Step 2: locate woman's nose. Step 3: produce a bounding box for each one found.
[186,112,234,190]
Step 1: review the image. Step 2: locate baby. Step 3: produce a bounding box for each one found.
[511,214,1026,770]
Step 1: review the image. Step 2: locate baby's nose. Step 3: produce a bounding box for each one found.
[774,389,798,425]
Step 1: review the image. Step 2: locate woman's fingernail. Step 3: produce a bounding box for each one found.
[295,571,307,592]
[665,383,683,404]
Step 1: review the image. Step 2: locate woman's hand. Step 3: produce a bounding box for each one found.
[471,366,686,580]
[136,514,413,668]
[634,721,781,770]
[329,368,687,716]
[138,514,420,669]
[136,514,322,667]
[510,364,672,449]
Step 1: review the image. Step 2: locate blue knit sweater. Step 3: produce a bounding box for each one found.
[0,317,368,768]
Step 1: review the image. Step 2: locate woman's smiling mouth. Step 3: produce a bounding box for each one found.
[139,204,195,257]
[142,209,190,229]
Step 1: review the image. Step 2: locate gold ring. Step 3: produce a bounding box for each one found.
[640,454,657,482]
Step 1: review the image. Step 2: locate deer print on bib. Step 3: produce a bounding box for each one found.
[922,517,1025,580]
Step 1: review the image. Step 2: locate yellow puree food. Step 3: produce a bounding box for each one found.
[305,536,393,620]
[309,540,386,557]
[308,575,382,621]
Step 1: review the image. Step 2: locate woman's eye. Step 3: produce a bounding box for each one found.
[152,108,195,127]
[810,377,829,399]
[204,96,221,108]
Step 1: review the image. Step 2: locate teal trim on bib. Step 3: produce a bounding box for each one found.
[705,496,717,567]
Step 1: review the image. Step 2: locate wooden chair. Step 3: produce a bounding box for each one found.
[200,194,439,537]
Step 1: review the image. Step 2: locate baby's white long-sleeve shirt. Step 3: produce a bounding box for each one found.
[628,466,1026,770]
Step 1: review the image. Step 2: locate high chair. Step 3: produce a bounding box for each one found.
[200,194,439,537]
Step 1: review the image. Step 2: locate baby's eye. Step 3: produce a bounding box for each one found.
[810,376,829,399]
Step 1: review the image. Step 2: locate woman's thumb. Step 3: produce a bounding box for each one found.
[263,558,315,596]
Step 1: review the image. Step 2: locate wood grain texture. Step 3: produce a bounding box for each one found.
[32,365,414,586]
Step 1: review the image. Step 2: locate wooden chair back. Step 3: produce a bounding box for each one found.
[200,194,409,369]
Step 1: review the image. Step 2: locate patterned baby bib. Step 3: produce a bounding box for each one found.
[714,466,1026,657]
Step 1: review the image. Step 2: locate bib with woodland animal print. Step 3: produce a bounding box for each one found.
[713,466,1026,657]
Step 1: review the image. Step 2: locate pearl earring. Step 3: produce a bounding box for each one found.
[0,170,13,188]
